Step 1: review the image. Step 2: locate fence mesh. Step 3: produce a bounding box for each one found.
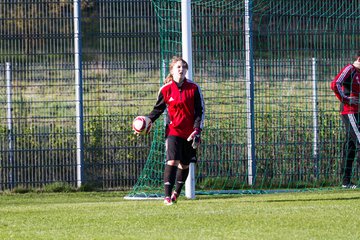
[0,0,359,192]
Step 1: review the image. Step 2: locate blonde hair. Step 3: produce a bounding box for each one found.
[163,56,189,85]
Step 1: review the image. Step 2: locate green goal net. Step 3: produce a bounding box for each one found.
[125,0,360,199]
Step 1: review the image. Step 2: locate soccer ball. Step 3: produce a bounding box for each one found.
[132,116,152,135]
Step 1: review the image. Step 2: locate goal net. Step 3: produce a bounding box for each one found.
[125,0,360,199]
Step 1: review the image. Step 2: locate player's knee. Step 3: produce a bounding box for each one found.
[167,160,179,166]
[178,163,189,169]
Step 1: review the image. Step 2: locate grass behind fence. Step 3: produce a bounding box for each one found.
[0,65,345,190]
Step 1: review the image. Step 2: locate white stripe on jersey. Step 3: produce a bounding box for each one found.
[336,65,353,100]
[348,114,360,143]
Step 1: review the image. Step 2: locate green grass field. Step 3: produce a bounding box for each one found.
[0,190,359,240]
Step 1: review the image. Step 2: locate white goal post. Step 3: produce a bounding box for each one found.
[182,0,196,199]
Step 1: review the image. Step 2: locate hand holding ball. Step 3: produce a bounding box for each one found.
[132,116,152,135]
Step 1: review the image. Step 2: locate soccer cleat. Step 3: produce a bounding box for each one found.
[171,192,178,203]
[342,183,357,189]
[164,197,173,206]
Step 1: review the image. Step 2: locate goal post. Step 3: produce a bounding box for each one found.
[182,0,196,200]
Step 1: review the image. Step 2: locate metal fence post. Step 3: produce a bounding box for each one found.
[74,0,84,188]
[6,62,14,189]
[312,57,319,179]
[245,0,256,186]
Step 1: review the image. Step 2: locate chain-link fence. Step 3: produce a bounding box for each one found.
[0,0,358,191]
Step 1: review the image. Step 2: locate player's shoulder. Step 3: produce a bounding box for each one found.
[344,63,356,71]
[159,81,173,91]
[337,64,356,76]
[185,79,201,89]
[159,81,172,94]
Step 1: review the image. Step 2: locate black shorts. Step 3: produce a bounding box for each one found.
[166,135,197,165]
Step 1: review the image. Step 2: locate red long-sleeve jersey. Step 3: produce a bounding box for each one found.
[148,78,205,139]
[330,64,360,114]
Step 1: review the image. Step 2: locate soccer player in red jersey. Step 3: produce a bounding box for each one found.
[145,56,205,204]
[330,51,360,189]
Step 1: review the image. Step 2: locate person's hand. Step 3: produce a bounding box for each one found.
[349,97,359,105]
[187,128,201,149]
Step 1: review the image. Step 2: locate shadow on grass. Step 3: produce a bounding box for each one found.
[192,189,360,203]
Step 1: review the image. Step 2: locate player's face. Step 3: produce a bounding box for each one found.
[171,61,188,83]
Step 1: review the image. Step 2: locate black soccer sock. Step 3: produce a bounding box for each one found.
[175,167,189,196]
[164,165,178,197]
